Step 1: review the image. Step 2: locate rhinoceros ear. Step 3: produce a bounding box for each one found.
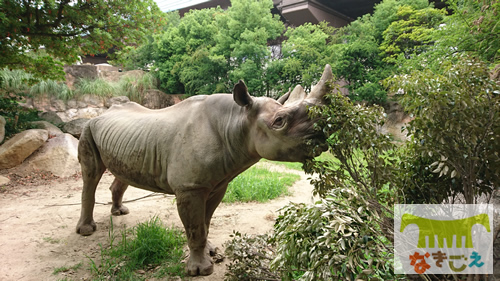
[233,80,253,107]
[277,88,291,105]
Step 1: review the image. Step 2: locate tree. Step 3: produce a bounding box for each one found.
[154,8,223,95]
[280,22,334,91]
[438,0,500,65]
[0,0,164,80]
[386,57,500,204]
[380,5,445,62]
[214,0,283,95]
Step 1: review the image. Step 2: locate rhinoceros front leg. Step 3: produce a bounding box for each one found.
[176,188,213,276]
[76,132,106,236]
[109,178,130,216]
[204,183,228,255]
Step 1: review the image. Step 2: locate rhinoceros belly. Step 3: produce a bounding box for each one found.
[91,115,174,194]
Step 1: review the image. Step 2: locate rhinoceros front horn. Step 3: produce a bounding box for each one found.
[307,64,334,103]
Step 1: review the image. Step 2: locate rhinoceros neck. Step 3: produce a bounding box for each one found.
[201,94,261,171]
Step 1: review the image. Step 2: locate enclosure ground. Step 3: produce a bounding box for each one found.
[0,163,314,281]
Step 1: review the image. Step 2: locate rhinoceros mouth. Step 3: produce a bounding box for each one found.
[303,132,329,155]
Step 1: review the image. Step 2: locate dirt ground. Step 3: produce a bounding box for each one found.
[0,163,316,281]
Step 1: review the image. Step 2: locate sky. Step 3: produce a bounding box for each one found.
[153,0,211,12]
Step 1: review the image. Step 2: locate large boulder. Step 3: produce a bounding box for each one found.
[0,129,48,170]
[142,90,178,109]
[105,96,130,108]
[62,118,90,138]
[0,115,5,143]
[39,111,64,124]
[30,121,64,137]
[13,133,80,178]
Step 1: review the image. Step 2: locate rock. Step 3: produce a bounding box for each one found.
[30,121,64,137]
[380,101,411,142]
[0,175,9,186]
[13,133,80,178]
[63,65,98,80]
[82,95,104,107]
[66,99,78,109]
[62,118,89,138]
[0,115,6,143]
[142,89,177,109]
[105,96,130,108]
[51,99,66,111]
[0,129,48,170]
[39,111,64,124]
[76,108,106,119]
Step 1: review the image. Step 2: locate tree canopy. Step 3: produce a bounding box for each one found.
[0,0,164,80]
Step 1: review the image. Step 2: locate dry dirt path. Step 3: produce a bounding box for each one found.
[0,162,316,281]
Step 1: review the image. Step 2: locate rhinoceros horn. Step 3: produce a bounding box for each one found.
[307,64,334,103]
[282,85,307,105]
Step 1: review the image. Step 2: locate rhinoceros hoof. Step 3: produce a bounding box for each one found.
[186,254,214,276]
[76,220,97,236]
[111,205,129,216]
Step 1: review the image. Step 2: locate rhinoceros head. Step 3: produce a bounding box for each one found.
[233,64,333,162]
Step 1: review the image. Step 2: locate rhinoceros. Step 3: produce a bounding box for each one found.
[76,64,333,276]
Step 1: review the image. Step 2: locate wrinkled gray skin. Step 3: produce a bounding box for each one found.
[76,65,333,276]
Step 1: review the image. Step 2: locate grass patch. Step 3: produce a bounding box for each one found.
[43,236,61,244]
[53,262,83,275]
[89,216,186,280]
[223,166,300,203]
[266,152,339,171]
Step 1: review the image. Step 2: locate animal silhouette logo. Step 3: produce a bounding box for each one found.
[400,213,491,248]
[394,204,494,275]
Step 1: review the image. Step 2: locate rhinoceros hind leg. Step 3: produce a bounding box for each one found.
[109,178,130,216]
[76,127,106,236]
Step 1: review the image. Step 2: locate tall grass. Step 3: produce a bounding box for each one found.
[76,78,118,98]
[117,72,156,102]
[30,79,73,100]
[223,166,300,203]
[0,68,33,93]
[1,68,158,102]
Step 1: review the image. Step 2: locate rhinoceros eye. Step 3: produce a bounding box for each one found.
[272,116,286,129]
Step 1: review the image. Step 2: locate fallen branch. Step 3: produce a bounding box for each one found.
[44,192,171,207]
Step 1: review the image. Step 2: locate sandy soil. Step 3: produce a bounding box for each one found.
[0,163,316,281]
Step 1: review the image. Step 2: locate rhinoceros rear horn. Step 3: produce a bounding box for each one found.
[282,85,307,105]
[307,64,334,103]
[233,80,253,107]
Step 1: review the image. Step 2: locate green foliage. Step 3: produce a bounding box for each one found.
[0,0,165,80]
[0,94,40,141]
[380,5,446,62]
[385,56,500,203]
[223,165,299,203]
[271,191,393,281]
[153,0,283,96]
[440,0,500,64]
[279,22,334,91]
[90,216,186,280]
